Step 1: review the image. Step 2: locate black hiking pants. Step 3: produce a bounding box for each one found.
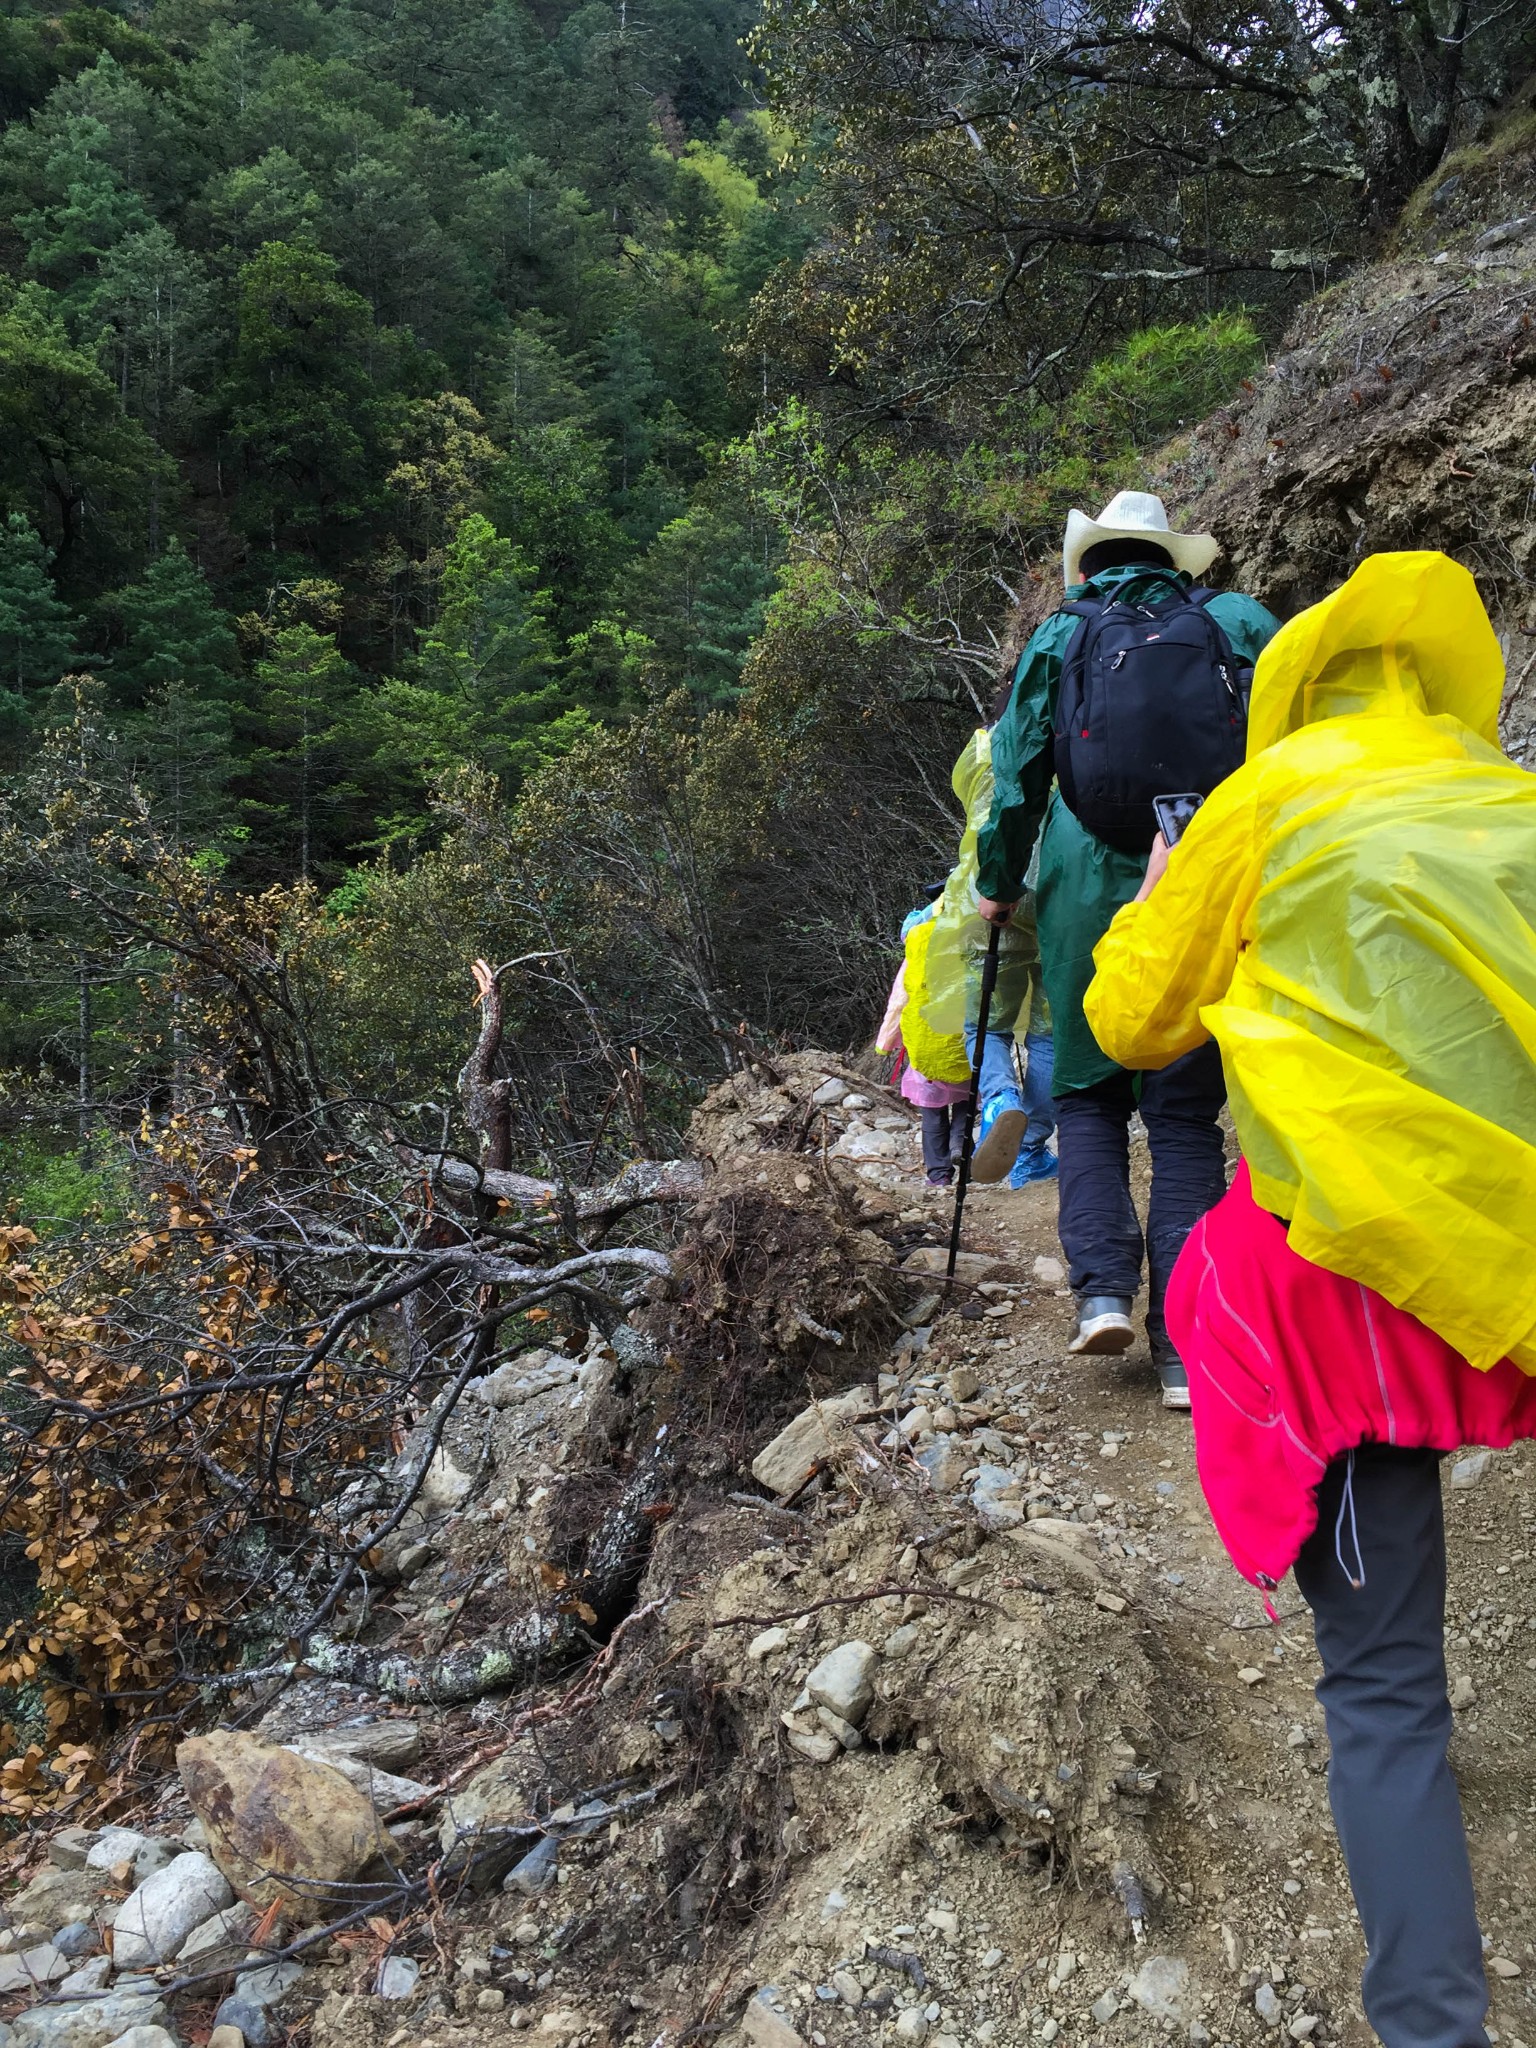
[1296,1447,1489,2048]
[1053,1039,1227,1350]
[919,1105,967,1181]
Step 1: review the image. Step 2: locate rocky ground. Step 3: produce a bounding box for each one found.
[0,1058,1532,2048]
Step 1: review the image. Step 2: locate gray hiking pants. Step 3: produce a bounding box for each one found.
[1294,1446,1489,2048]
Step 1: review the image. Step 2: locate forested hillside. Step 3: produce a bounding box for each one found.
[3,0,1532,1189]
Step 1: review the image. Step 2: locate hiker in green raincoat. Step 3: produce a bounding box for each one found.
[973,491,1280,1407]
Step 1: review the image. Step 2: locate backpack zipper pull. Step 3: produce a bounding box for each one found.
[1110,649,1126,671]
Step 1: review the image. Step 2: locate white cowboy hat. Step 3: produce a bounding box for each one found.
[1062,490,1219,588]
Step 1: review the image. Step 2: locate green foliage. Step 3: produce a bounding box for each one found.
[0,1134,130,1236]
[0,518,78,748]
[224,239,400,560]
[1063,317,1264,465]
[0,282,164,584]
[240,622,364,879]
[367,513,591,827]
[98,543,239,710]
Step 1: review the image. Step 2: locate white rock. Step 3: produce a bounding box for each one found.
[1451,1450,1491,1489]
[750,1388,877,1496]
[805,1642,878,1725]
[284,1746,429,1813]
[811,1078,848,1107]
[84,1831,150,1873]
[1254,1982,1284,2025]
[1128,1956,1191,2024]
[0,1946,71,1994]
[893,2013,928,2047]
[234,1959,304,2007]
[832,1128,897,1161]
[101,2030,177,2048]
[377,1956,420,1999]
[785,1729,841,1764]
[1450,1672,1476,1710]
[178,1904,256,1968]
[1032,1255,1065,1285]
[814,1705,862,1750]
[420,1447,474,1510]
[102,2023,178,2048]
[466,1353,577,1411]
[746,1627,790,1664]
[112,1852,234,1968]
[60,1957,112,1996]
[925,1908,959,1938]
[840,1094,871,1111]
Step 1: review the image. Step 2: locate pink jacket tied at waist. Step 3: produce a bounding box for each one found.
[1165,1164,1536,1591]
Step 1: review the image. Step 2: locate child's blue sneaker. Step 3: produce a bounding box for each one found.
[971,1089,1026,1183]
[1008,1145,1058,1188]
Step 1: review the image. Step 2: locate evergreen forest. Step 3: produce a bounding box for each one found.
[0,0,1530,1184]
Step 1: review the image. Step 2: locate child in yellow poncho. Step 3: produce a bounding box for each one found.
[876,900,972,1184]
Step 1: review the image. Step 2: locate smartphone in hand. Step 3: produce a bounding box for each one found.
[1152,792,1205,847]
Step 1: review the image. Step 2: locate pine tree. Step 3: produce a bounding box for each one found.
[368,513,588,822]
[0,515,79,763]
[0,515,78,694]
[243,623,362,881]
[124,680,236,852]
[100,542,238,711]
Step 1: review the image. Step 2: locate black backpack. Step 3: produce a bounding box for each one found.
[1051,573,1250,852]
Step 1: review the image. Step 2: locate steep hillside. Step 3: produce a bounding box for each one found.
[1157,73,1536,760]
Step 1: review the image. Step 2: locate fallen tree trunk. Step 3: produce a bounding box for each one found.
[406,1151,704,1222]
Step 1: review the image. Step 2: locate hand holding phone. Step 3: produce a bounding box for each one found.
[1152,792,1205,846]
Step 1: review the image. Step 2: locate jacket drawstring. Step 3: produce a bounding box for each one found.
[1334,1447,1366,1590]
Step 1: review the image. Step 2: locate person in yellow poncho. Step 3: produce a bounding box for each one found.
[1084,552,1536,2048]
[876,899,973,1184]
[920,728,1057,1187]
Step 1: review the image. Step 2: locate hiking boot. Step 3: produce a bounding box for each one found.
[1008,1144,1058,1188]
[925,1168,954,1187]
[1151,1341,1192,1411]
[1068,1296,1136,1355]
[971,1090,1027,1183]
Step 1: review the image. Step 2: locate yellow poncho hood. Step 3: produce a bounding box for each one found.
[1086,551,1536,1373]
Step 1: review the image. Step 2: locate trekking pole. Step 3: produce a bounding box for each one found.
[945,917,1003,1286]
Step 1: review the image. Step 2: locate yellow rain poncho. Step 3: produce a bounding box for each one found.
[1085,552,1536,1374]
[922,728,1045,1041]
[900,918,971,1084]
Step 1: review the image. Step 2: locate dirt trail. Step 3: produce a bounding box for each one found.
[308,1065,1536,2048]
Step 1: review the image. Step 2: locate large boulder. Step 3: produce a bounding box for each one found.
[177,1732,398,1922]
[112,1852,232,1968]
